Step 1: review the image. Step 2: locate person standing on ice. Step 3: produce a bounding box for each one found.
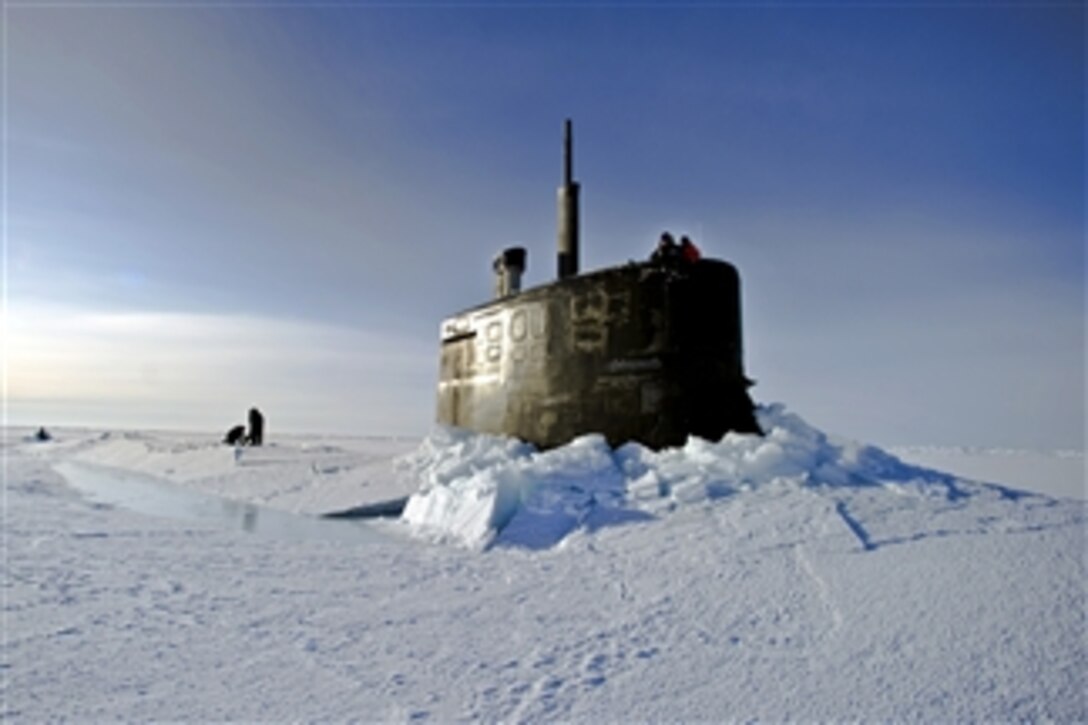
[246,407,265,446]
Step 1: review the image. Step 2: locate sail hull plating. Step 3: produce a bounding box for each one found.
[436,259,760,450]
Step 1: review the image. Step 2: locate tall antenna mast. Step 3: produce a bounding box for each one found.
[557,119,580,279]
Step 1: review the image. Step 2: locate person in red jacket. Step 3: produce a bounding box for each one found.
[679,235,702,263]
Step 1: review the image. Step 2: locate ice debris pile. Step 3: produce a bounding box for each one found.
[399,404,960,550]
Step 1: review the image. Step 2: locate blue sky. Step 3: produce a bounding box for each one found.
[4,2,1084,448]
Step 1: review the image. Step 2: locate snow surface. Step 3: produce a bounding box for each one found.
[891,445,1085,501]
[3,406,1085,721]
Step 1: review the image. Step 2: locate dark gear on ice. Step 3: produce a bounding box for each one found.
[223,425,246,446]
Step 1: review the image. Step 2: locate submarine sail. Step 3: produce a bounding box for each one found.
[436,121,760,450]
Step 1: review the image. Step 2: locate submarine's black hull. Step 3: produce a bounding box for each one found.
[436,258,760,450]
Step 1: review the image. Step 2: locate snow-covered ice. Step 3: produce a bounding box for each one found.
[3,405,1084,721]
[891,444,1085,501]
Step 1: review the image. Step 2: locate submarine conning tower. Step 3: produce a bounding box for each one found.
[436,120,761,450]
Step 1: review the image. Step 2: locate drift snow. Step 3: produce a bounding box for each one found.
[4,405,1084,721]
